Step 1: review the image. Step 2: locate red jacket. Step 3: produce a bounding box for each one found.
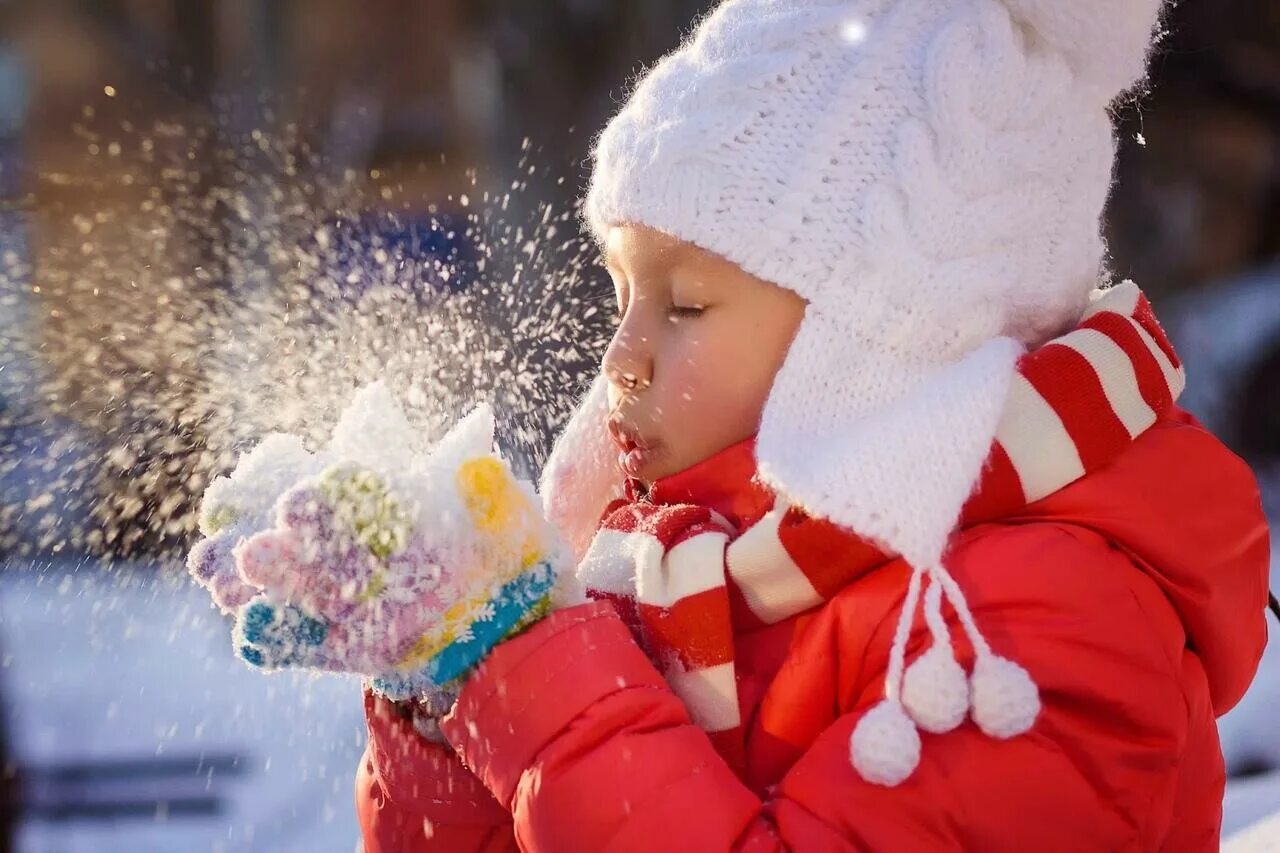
[356,409,1270,851]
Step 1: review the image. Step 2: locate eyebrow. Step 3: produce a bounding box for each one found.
[609,242,698,289]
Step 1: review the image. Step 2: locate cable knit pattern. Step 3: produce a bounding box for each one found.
[582,0,1164,568]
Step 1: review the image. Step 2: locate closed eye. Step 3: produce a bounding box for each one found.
[668,304,705,321]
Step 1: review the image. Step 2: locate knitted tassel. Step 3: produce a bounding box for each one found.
[902,578,970,734]
[931,561,1041,738]
[851,562,926,786]
[850,558,1042,787]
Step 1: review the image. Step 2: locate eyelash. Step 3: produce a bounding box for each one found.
[613,294,706,321]
[668,305,705,320]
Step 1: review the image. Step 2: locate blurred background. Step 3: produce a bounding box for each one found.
[0,0,1276,850]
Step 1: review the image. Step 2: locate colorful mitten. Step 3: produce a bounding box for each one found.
[186,382,568,700]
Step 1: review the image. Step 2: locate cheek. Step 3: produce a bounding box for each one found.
[659,348,721,413]
[659,325,780,428]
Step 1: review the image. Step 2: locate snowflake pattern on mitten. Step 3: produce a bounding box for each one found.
[186,382,567,698]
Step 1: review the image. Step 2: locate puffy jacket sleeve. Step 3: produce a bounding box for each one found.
[358,690,517,853]
[440,523,1228,851]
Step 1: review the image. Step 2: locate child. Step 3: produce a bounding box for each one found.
[357,0,1273,849]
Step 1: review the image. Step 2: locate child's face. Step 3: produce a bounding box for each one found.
[602,224,806,485]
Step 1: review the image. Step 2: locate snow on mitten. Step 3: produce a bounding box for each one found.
[187,433,321,612]
[232,455,559,690]
[187,382,568,698]
[234,600,330,669]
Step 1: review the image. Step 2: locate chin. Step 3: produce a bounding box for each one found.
[620,445,679,484]
[640,451,695,483]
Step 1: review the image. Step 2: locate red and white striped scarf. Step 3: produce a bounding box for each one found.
[575,282,1185,770]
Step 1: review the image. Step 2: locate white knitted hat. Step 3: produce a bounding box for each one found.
[542,0,1165,783]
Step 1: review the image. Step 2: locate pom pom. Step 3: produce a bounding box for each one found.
[999,0,1165,95]
[902,644,970,734]
[970,654,1040,738]
[850,700,921,786]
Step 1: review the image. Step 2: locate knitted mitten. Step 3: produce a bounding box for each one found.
[187,383,566,699]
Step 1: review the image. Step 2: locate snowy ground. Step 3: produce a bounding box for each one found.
[1221,583,1280,838]
[1226,809,1280,853]
[1166,273,1280,842]
[0,560,366,852]
[1227,775,1280,849]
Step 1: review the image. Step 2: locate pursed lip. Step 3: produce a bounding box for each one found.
[607,416,665,477]
[607,416,651,454]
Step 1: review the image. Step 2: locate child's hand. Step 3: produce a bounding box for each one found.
[186,382,567,700]
[232,458,557,688]
[187,432,321,612]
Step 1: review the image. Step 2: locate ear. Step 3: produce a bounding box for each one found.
[539,373,623,564]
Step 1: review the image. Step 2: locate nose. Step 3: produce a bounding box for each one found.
[602,314,653,396]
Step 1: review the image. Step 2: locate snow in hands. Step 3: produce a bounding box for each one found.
[187,382,569,700]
